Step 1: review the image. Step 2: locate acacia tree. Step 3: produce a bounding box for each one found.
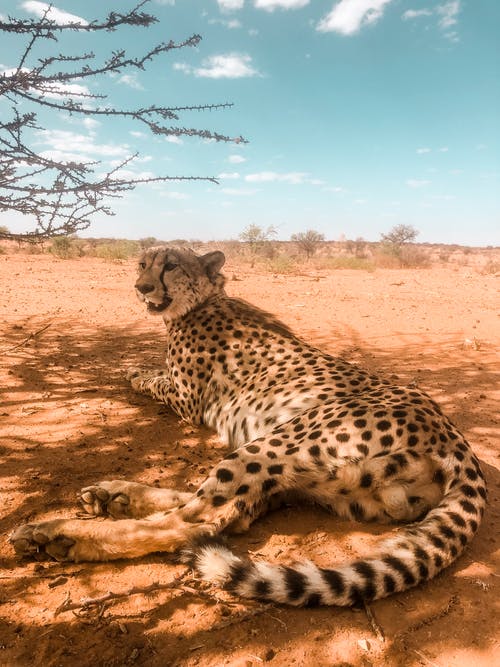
[291,229,325,258]
[381,224,419,249]
[0,1,244,241]
[239,224,277,252]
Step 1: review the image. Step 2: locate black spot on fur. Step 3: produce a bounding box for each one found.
[216,468,234,483]
[262,478,278,493]
[360,473,373,488]
[384,463,398,478]
[380,434,394,447]
[227,562,252,590]
[284,567,307,601]
[309,445,321,457]
[246,462,262,474]
[254,579,271,596]
[376,420,391,432]
[350,502,365,521]
[322,569,345,596]
[428,534,445,550]
[383,573,396,594]
[268,464,284,475]
[459,499,477,514]
[236,484,249,495]
[383,555,416,586]
[212,495,227,507]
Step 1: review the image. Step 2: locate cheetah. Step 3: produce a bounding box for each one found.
[11,246,486,607]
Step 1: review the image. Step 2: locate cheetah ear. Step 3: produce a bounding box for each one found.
[199,251,225,281]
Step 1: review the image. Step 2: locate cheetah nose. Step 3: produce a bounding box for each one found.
[136,282,155,294]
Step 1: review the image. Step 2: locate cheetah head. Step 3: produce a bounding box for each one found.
[135,246,226,320]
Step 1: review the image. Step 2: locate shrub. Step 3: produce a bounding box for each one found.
[48,236,80,259]
[94,239,140,261]
[266,254,297,274]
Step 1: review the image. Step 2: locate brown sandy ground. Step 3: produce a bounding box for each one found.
[0,251,499,667]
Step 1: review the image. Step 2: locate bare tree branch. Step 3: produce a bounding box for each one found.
[0,0,245,241]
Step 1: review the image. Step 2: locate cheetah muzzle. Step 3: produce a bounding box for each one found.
[11,245,486,608]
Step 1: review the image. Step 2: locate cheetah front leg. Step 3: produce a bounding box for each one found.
[79,480,192,519]
[10,512,215,562]
[11,441,297,563]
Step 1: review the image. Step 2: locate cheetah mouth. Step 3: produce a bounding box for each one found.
[144,295,173,313]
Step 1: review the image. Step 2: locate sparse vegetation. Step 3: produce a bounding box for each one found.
[93,240,140,261]
[314,256,375,271]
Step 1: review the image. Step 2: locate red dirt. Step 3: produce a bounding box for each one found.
[1,251,499,667]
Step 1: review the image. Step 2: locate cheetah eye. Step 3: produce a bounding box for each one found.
[138,261,146,270]
[164,262,178,272]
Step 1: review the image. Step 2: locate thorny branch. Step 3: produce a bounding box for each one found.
[0,0,245,241]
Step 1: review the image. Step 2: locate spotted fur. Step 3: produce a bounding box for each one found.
[11,246,486,607]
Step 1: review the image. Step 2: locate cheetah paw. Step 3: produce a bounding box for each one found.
[10,523,76,561]
[79,481,134,519]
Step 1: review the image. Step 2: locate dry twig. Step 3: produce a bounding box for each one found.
[363,601,385,642]
[3,321,53,353]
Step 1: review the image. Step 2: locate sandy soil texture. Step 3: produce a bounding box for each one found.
[1,252,499,667]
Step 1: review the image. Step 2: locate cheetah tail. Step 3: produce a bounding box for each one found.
[182,481,486,607]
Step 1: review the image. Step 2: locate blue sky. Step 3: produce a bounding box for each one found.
[1,0,499,245]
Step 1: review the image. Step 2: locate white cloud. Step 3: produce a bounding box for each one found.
[21,1,87,25]
[208,18,242,28]
[82,118,100,130]
[436,1,460,29]
[323,186,345,193]
[245,171,308,184]
[317,0,393,35]
[402,2,461,41]
[165,135,183,145]
[130,131,146,138]
[37,129,129,159]
[217,172,241,179]
[406,179,430,188]
[228,154,247,164]
[118,73,143,90]
[438,146,449,152]
[416,147,431,154]
[217,0,245,11]
[248,28,259,36]
[402,8,432,21]
[174,53,258,79]
[254,0,309,11]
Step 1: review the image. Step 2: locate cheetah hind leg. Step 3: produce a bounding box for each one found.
[126,367,169,394]
[79,480,192,519]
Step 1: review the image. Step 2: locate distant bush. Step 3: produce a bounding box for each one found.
[94,239,140,261]
[482,260,500,275]
[48,236,81,259]
[314,256,375,271]
[266,254,297,274]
